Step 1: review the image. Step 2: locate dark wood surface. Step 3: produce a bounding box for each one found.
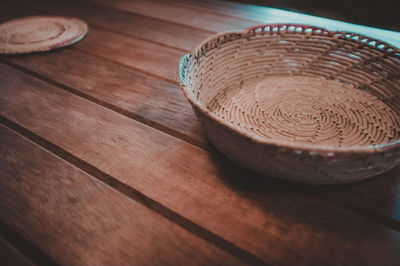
[0,236,34,266]
[1,0,400,265]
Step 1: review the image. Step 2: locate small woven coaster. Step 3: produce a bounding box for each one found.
[0,16,88,54]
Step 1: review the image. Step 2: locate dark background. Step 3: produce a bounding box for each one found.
[235,0,399,31]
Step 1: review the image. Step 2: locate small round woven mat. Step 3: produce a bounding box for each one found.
[0,16,88,54]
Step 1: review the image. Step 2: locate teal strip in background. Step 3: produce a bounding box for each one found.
[235,3,400,48]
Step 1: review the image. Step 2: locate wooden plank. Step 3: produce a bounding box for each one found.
[76,26,183,82]
[162,0,400,47]
[0,124,243,265]
[311,168,400,230]
[87,0,255,32]
[3,0,400,231]
[0,237,34,266]
[0,220,57,265]
[154,0,400,229]
[0,1,186,83]
[3,0,400,230]
[87,0,400,47]
[1,0,207,146]
[1,64,400,265]
[1,2,188,83]
[11,0,212,51]
[3,0,400,257]
[5,49,207,147]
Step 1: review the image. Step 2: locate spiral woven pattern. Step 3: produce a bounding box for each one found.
[0,16,88,54]
[208,75,399,147]
[179,24,400,184]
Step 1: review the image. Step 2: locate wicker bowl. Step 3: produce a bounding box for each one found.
[178,24,400,184]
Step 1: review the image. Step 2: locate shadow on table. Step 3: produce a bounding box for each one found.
[207,142,400,228]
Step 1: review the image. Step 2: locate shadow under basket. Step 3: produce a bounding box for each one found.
[178,24,400,184]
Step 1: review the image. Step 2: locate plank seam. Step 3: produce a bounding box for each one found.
[2,57,400,234]
[15,1,200,57]
[80,0,218,35]
[0,219,57,266]
[0,116,269,266]
[311,195,400,232]
[71,46,179,85]
[0,59,206,149]
[89,24,189,53]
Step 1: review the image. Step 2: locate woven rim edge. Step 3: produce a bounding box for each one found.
[178,24,400,155]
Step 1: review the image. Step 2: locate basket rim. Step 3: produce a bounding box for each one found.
[178,23,400,155]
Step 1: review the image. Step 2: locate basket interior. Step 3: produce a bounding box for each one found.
[186,27,400,148]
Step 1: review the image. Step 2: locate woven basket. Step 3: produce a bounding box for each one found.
[178,24,400,184]
[0,16,88,54]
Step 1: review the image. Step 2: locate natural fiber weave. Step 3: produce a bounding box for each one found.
[179,24,400,184]
[0,16,88,54]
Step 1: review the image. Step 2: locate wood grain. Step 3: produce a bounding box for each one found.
[163,0,400,47]
[2,0,400,229]
[5,49,207,147]
[87,0,255,32]
[2,1,400,264]
[0,237,34,266]
[311,168,400,230]
[12,0,212,51]
[1,0,208,146]
[75,26,183,82]
[0,219,57,265]
[1,63,400,265]
[0,124,243,266]
[154,0,400,229]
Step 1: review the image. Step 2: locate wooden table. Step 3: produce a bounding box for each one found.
[1,0,400,265]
